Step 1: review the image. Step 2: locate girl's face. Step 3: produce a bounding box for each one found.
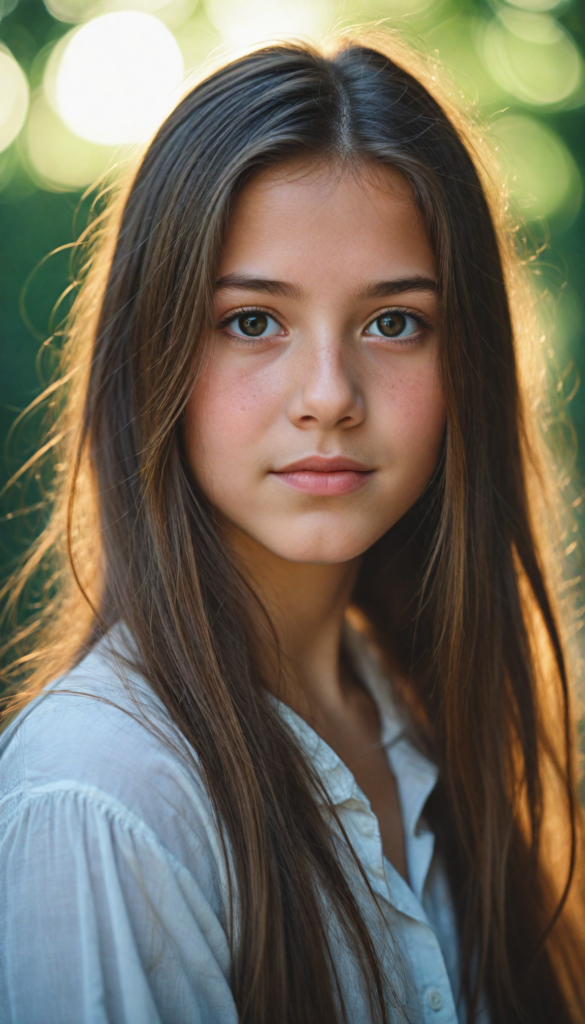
[185,161,446,564]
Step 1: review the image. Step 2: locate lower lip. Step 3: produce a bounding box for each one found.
[272,470,373,496]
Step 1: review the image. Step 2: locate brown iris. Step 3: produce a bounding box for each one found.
[238,312,268,336]
[375,312,406,337]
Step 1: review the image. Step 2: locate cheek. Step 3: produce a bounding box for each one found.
[184,358,280,489]
[398,372,445,447]
[373,357,446,476]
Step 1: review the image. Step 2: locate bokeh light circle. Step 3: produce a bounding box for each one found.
[0,47,29,153]
[482,11,582,106]
[504,0,565,10]
[44,0,100,22]
[345,0,438,15]
[54,11,184,145]
[45,0,179,24]
[23,89,116,190]
[426,16,507,106]
[492,114,581,222]
[205,0,330,48]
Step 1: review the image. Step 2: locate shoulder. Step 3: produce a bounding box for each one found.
[0,634,237,1023]
[0,628,225,901]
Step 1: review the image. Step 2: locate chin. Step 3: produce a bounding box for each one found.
[264,525,380,565]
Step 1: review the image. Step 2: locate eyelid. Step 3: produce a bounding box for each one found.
[363,305,433,333]
[217,304,287,335]
[215,303,433,338]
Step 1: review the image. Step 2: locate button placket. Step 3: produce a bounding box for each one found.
[277,632,460,1023]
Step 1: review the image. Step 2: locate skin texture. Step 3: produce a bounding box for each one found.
[185,161,446,879]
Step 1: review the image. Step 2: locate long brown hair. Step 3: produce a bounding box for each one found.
[2,36,584,1024]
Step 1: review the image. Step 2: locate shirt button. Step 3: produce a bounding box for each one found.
[427,988,443,1012]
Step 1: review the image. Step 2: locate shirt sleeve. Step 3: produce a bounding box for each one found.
[0,784,237,1024]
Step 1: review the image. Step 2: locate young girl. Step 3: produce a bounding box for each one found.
[1,38,584,1024]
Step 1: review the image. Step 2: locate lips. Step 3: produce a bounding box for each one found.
[271,456,374,496]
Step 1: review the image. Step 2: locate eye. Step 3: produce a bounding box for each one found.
[224,310,282,339]
[365,311,422,340]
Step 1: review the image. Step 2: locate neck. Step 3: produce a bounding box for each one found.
[223,521,359,716]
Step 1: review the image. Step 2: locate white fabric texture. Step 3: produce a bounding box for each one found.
[0,624,481,1024]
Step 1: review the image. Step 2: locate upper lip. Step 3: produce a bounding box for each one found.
[274,456,373,473]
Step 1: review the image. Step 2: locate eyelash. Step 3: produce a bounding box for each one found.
[365,306,433,342]
[217,305,433,342]
[217,306,283,342]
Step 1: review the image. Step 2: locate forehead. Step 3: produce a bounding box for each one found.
[219,159,435,283]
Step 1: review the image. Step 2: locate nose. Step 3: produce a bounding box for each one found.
[287,336,364,432]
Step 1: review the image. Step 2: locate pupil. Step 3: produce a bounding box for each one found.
[239,312,268,337]
[378,312,406,337]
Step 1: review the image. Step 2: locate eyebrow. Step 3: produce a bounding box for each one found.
[214,274,303,300]
[214,273,437,300]
[359,277,437,298]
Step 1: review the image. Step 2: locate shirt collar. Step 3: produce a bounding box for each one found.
[276,701,362,806]
[276,622,440,905]
[276,619,438,816]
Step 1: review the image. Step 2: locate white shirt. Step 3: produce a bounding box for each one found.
[0,624,478,1024]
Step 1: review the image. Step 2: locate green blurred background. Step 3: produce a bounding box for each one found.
[0,0,584,597]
